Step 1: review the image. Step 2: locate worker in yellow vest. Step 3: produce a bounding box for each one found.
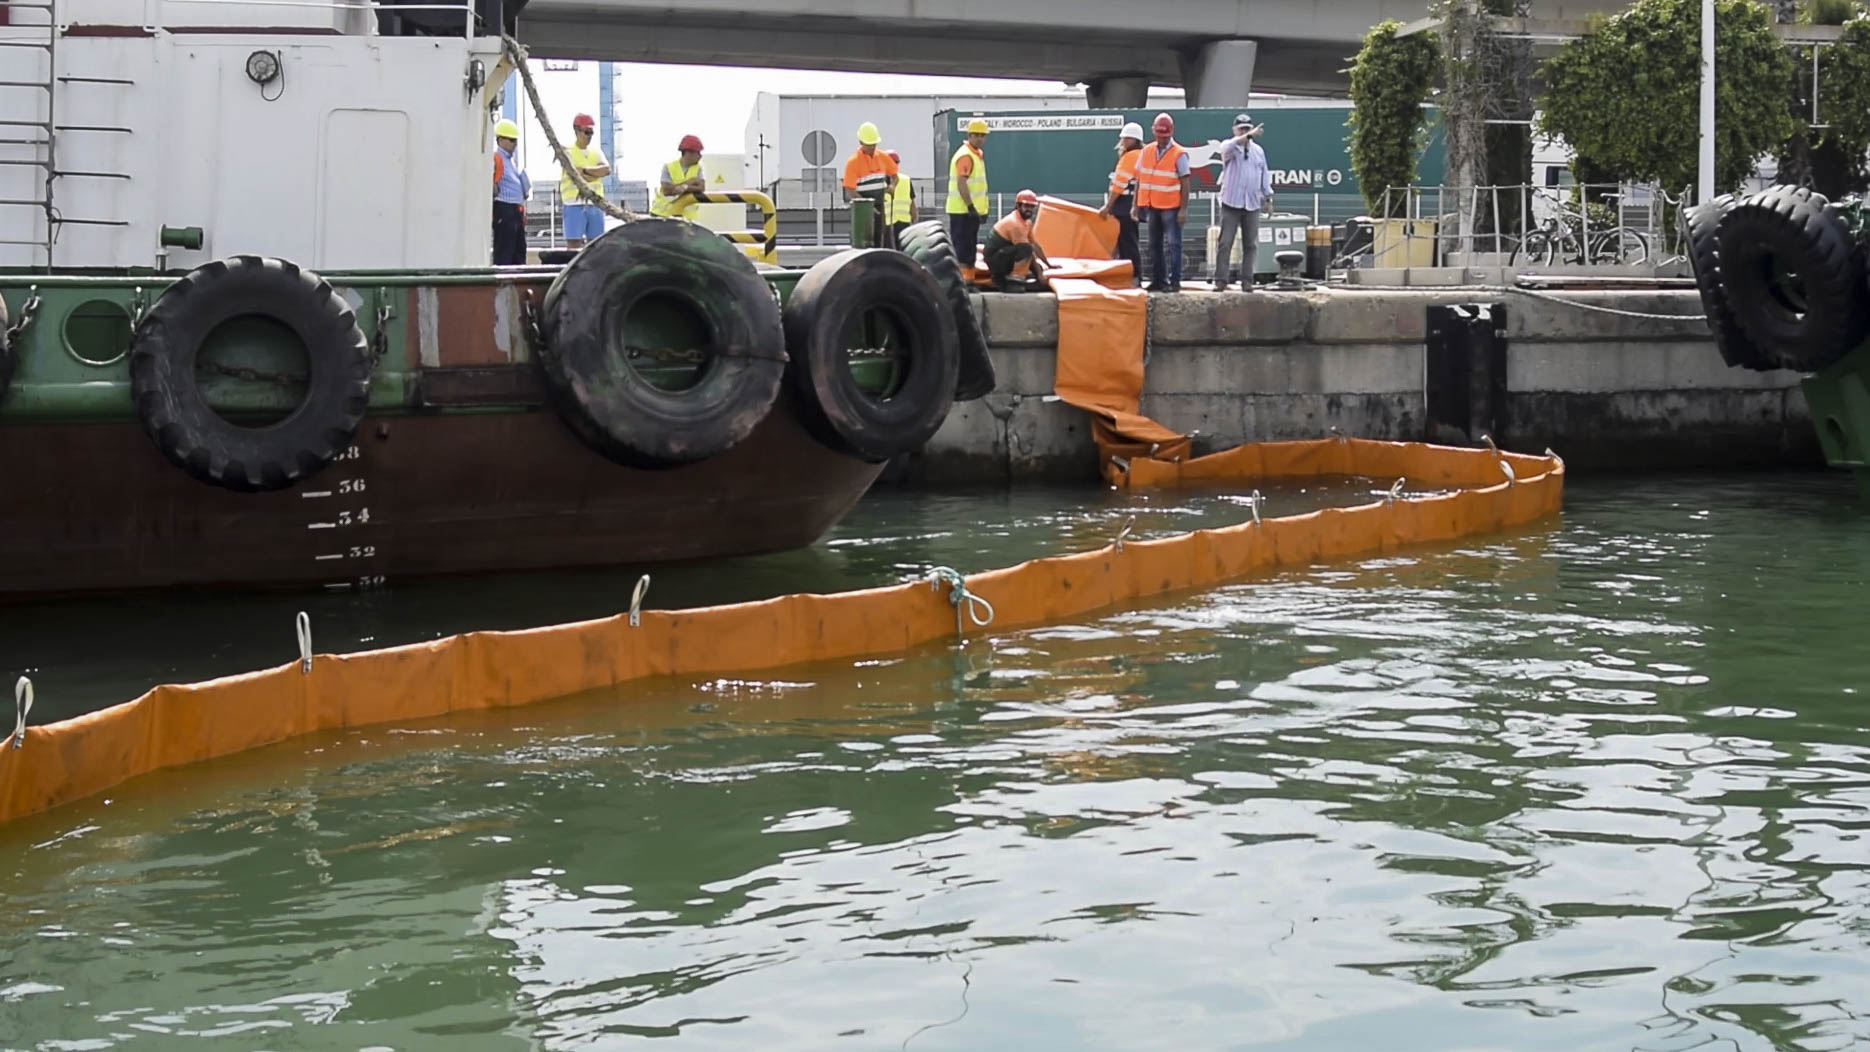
[885,149,915,248]
[651,135,707,220]
[945,118,989,267]
[1133,113,1192,292]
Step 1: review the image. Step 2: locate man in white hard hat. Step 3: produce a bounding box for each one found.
[491,118,530,265]
[1214,112,1273,290]
[1098,121,1146,285]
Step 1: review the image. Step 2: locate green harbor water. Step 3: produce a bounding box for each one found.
[2,472,1868,1051]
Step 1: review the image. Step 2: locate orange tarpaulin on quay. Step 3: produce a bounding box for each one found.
[0,437,1562,828]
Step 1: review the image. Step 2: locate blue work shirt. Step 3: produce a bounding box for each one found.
[1219,138,1272,211]
[494,145,531,205]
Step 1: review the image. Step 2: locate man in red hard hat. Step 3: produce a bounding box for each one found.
[1133,112,1191,292]
[559,112,611,249]
[652,134,707,220]
[982,188,1052,292]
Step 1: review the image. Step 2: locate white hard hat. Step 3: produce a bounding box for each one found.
[1118,122,1145,142]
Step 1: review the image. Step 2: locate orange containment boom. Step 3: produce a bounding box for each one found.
[0,439,1563,826]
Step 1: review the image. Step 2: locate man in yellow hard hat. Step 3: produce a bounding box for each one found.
[945,117,989,268]
[842,121,898,247]
[491,118,530,265]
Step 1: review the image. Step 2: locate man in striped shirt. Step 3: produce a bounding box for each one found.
[1214,113,1274,291]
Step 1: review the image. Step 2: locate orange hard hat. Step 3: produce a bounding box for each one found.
[1152,113,1174,134]
[1016,189,1038,205]
[572,113,595,130]
[679,134,703,152]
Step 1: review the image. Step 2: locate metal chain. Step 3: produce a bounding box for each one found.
[4,292,41,348]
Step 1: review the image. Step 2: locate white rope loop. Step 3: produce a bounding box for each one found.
[10,677,31,750]
[1387,477,1406,505]
[926,566,995,640]
[295,611,313,674]
[1480,434,1516,484]
[1249,489,1264,526]
[630,574,651,628]
[1113,516,1135,554]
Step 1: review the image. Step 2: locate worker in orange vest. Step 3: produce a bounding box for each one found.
[1133,113,1192,292]
[1097,120,1145,286]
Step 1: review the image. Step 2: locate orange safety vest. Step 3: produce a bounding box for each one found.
[492,150,504,187]
[1108,148,1140,205]
[1134,140,1187,209]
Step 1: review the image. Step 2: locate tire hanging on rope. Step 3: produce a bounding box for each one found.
[1715,185,1870,373]
[537,217,787,469]
[898,218,997,402]
[783,248,959,462]
[1685,193,1774,372]
[129,256,373,492]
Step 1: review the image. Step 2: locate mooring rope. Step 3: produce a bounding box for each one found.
[498,33,639,224]
[10,677,32,750]
[926,567,995,640]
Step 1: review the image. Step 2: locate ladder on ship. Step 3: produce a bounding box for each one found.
[0,0,134,266]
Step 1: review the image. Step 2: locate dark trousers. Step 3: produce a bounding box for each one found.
[1215,204,1262,286]
[1110,196,1141,284]
[983,233,1033,286]
[891,221,909,249]
[1140,206,1185,288]
[492,201,527,265]
[948,211,983,269]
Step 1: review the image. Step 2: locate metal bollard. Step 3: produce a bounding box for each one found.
[1274,250,1306,288]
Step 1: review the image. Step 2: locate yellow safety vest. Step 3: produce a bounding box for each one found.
[889,177,914,223]
[945,144,987,215]
[650,159,703,218]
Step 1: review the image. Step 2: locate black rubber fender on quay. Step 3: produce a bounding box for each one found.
[1715,185,1870,373]
[783,248,960,463]
[538,217,788,469]
[129,255,372,492]
[897,218,997,402]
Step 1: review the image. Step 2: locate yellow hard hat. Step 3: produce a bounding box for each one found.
[965,118,990,135]
[493,119,520,139]
[857,121,881,145]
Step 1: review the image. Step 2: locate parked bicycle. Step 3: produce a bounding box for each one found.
[1510,187,1651,266]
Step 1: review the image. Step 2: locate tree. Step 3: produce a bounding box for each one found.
[1538,0,1797,195]
[1347,20,1440,216]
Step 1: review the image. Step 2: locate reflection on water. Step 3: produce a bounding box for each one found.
[1,472,1868,1050]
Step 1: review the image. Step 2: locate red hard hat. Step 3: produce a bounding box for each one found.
[572,113,595,130]
[1152,113,1174,134]
[679,134,703,152]
[886,149,901,162]
[1016,189,1038,205]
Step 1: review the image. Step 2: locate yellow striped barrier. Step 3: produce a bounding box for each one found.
[679,190,778,264]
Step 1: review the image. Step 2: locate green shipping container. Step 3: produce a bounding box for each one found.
[932,106,1446,214]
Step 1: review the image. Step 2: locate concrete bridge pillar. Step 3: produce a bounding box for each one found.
[1085,75,1151,110]
[1180,39,1258,109]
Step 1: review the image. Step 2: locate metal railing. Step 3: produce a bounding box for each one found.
[1366,182,1688,270]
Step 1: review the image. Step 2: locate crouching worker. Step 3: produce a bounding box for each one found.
[984,189,1052,292]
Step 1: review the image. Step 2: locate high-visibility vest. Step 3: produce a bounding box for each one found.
[1108,148,1140,204]
[889,177,914,223]
[1134,141,1187,210]
[650,159,703,218]
[945,144,987,215]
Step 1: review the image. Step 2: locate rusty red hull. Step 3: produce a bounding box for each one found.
[0,392,883,597]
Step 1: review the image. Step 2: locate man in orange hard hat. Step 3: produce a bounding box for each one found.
[982,189,1052,292]
[559,112,611,249]
[652,134,707,220]
[1133,112,1191,292]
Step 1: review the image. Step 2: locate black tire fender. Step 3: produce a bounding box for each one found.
[1715,184,1870,372]
[0,295,13,403]
[897,218,997,401]
[1685,194,1775,371]
[783,248,960,462]
[129,256,371,492]
[539,217,787,469]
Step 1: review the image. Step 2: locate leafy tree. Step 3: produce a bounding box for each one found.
[1347,20,1440,216]
[1538,0,1797,195]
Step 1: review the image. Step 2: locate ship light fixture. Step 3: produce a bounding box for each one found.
[245,50,281,86]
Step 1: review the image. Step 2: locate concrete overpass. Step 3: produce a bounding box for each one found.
[515,0,1628,105]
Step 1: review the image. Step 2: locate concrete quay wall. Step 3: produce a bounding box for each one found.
[905,288,1819,484]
